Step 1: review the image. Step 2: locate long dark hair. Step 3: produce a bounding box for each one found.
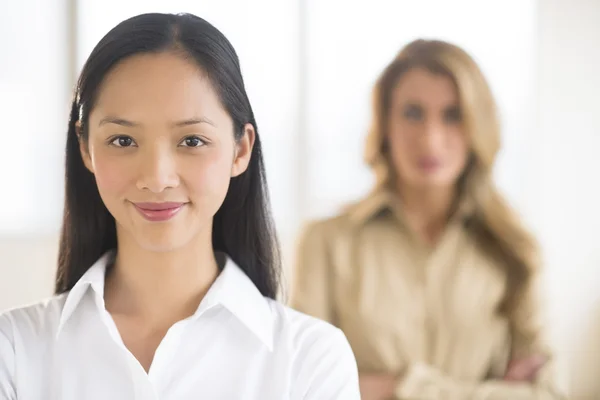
[56,13,281,299]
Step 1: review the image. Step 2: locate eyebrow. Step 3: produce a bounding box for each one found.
[98,116,216,128]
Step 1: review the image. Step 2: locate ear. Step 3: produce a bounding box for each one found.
[76,122,94,174]
[231,123,255,177]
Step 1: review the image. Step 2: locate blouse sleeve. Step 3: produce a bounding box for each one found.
[395,359,564,399]
[395,276,566,399]
[289,220,337,325]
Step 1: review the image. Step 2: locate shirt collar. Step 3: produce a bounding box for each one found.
[347,189,399,225]
[56,251,274,351]
[56,251,113,337]
[196,255,274,350]
[347,188,475,226]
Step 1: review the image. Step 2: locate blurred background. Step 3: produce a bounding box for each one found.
[0,0,599,396]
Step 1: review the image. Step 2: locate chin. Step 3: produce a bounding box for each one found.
[411,174,457,189]
[129,225,197,253]
[134,237,189,253]
[136,241,183,253]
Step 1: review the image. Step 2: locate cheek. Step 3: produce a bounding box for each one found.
[387,126,417,166]
[447,130,470,164]
[184,148,233,200]
[90,154,135,200]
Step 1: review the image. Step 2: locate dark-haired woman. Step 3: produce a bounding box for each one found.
[0,13,359,400]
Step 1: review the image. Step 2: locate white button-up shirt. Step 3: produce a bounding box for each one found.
[0,253,360,399]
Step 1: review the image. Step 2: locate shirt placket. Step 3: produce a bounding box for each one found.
[389,207,433,364]
[95,298,161,400]
[422,221,464,365]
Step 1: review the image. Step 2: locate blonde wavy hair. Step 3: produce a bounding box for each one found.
[365,39,540,343]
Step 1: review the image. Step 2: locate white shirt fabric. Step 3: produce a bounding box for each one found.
[0,252,360,400]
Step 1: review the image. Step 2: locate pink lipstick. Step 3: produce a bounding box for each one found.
[417,156,442,172]
[132,202,185,222]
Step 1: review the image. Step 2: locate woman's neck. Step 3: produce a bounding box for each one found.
[104,230,219,328]
[397,184,457,244]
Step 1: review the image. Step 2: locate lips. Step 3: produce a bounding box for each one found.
[417,157,442,172]
[132,202,186,222]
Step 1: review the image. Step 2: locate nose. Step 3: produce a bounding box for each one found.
[135,146,180,193]
[421,119,446,150]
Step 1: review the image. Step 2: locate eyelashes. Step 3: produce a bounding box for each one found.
[401,105,462,124]
[109,136,135,147]
[107,135,208,148]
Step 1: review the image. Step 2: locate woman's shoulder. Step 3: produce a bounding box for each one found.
[0,294,68,341]
[269,298,346,342]
[299,213,351,235]
[266,299,359,394]
[267,299,355,362]
[297,209,361,246]
[299,190,395,237]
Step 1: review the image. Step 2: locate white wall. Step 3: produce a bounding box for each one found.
[0,0,70,235]
[0,0,70,309]
[535,0,600,396]
[0,237,58,310]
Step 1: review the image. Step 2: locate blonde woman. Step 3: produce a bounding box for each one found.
[291,39,566,399]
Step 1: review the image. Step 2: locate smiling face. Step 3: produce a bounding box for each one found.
[79,51,254,253]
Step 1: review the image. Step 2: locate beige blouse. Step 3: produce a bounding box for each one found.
[290,190,566,399]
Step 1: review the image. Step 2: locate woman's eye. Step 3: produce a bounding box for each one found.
[403,105,423,121]
[444,107,462,123]
[180,136,205,148]
[110,136,136,147]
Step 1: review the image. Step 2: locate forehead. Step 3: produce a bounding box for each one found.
[392,67,459,108]
[91,52,224,122]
